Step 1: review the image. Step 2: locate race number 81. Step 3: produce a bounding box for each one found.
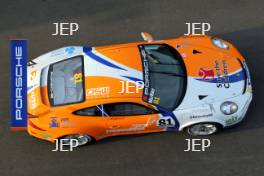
[157,117,175,128]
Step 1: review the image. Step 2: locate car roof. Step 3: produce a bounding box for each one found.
[82,43,144,102]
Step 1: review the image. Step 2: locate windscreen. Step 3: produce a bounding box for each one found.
[140,44,187,111]
[48,56,84,106]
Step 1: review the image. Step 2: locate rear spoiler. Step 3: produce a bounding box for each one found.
[27,60,37,66]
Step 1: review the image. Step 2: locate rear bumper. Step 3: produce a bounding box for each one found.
[27,119,54,143]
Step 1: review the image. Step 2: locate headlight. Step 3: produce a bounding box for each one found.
[211,37,228,49]
[220,101,238,115]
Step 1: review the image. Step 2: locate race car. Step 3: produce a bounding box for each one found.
[27,33,252,146]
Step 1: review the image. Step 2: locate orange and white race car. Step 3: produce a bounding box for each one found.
[27,33,252,146]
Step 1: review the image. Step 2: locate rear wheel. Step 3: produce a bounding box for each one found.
[187,123,220,136]
[60,134,93,147]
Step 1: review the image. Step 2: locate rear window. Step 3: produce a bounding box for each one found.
[48,56,85,106]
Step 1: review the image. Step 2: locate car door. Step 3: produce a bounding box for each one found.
[72,105,108,140]
[103,102,161,136]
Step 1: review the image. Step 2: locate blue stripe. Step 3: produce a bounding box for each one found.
[83,47,127,71]
[10,40,27,128]
[121,76,143,84]
[158,107,180,131]
[196,69,245,83]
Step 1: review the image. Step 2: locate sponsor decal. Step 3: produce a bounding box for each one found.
[190,113,213,119]
[215,60,222,86]
[10,40,27,128]
[215,60,230,88]
[198,68,214,80]
[197,60,234,87]
[192,108,211,114]
[140,46,163,106]
[49,117,76,128]
[175,44,181,49]
[222,60,230,88]
[50,48,64,57]
[65,47,75,55]
[153,97,160,105]
[141,47,150,97]
[60,118,77,128]
[106,124,146,133]
[39,131,52,139]
[30,91,37,109]
[196,60,244,85]
[180,107,213,119]
[30,70,37,81]
[225,116,242,125]
[73,72,82,84]
[86,86,110,99]
[143,95,148,101]
[61,117,69,121]
[148,88,155,103]
[49,117,59,128]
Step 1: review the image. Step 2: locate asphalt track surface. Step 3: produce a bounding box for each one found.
[1,0,264,176]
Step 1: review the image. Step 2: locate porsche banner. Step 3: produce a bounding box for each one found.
[10,40,27,130]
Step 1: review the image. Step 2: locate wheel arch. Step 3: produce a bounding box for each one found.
[56,132,97,142]
[179,119,225,131]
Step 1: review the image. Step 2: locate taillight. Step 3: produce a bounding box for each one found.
[28,113,38,118]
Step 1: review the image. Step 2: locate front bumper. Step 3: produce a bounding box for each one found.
[223,58,253,127]
[223,91,253,127]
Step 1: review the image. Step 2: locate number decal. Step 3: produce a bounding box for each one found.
[157,117,175,128]
[74,73,82,84]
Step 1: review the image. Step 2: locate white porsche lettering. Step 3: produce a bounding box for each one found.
[15,46,23,120]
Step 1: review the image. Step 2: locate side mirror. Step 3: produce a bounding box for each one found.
[141,32,154,42]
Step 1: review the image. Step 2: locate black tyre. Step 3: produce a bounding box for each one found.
[187,123,220,136]
[60,134,93,147]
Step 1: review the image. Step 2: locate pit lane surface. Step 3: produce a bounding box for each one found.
[1,0,264,175]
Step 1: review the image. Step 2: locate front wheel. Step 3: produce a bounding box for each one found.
[187,123,220,136]
[60,134,93,147]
